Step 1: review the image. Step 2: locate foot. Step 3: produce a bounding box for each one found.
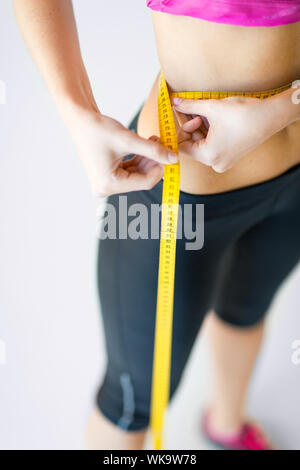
[201,409,274,450]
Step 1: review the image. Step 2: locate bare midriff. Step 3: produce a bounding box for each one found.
[137,12,300,194]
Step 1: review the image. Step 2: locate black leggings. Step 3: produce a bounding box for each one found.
[95,107,300,431]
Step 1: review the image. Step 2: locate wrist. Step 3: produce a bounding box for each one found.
[264,83,300,133]
[55,92,103,140]
[57,88,100,117]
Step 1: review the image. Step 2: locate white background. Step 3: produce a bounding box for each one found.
[0,0,300,450]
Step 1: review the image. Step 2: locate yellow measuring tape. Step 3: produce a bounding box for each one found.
[149,72,180,451]
[149,71,291,450]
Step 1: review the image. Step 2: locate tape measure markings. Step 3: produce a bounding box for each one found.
[149,72,291,451]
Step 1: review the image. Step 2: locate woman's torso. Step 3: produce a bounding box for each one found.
[137,12,300,194]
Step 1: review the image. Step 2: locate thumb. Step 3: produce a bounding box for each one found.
[171,97,216,118]
[124,131,178,165]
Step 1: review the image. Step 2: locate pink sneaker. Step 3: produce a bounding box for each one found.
[201,410,274,450]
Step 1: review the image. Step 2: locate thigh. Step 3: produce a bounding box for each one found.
[214,181,300,326]
[96,187,222,429]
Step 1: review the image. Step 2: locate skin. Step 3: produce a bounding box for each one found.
[206,313,265,433]
[13,0,300,450]
[14,1,178,199]
[85,408,146,450]
[138,12,300,194]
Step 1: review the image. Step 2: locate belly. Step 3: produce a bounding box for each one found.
[137,12,300,194]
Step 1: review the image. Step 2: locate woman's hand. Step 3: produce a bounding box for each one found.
[67,110,178,197]
[14,0,178,197]
[172,95,281,173]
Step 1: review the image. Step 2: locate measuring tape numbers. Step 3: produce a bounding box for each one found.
[149,72,291,450]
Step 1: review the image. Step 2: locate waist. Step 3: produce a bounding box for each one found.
[137,72,300,195]
[151,14,300,92]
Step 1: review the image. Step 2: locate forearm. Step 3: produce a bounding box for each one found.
[14,0,99,124]
[264,82,300,136]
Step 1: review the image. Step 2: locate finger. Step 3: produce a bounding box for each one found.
[172,107,185,136]
[113,148,163,182]
[121,154,143,169]
[177,126,194,144]
[136,154,163,173]
[179,139,210,165]
[172,108,200,144]
[173,108,196,128]
[174,110,206,144]
[192,129,205,142]
[189,114,209,135]
[127,156,163,174]
[171,97,216,117]
[181,116,202,133]
[148,134,160,143]
[123,132,178,165]
[112,162,163,193]
[122,151,163,173]
[182,115,208,138]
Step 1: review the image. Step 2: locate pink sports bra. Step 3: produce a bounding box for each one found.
[146,1,300,27]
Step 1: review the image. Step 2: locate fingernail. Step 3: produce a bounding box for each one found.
[168,152,178,163]
[172,97,183,105]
